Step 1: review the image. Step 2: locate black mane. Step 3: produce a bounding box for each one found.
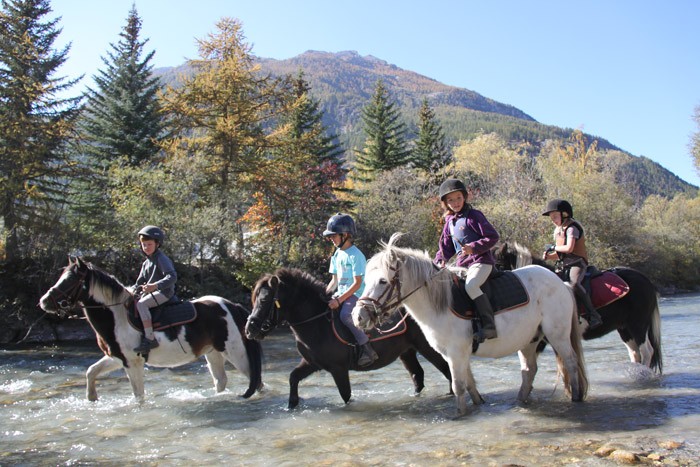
[274,267,330,301]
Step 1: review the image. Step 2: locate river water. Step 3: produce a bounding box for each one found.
[1,294,699,466]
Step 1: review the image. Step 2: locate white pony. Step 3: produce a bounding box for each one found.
[353,233,588,416]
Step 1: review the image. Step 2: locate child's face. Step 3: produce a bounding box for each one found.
[548,211,563,226]
[444,191,466,213]
[326,233,347,249]
[140,238,157,256]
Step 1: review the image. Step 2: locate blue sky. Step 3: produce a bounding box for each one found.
[50,0,700,187]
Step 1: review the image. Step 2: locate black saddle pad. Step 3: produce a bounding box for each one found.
[332,308,408,345]
[128,297,197,331]
[450,270,530,319]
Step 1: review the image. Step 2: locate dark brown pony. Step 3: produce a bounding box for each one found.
[40,257,263,401]
[245,267,452,409]
[493,241,662,373]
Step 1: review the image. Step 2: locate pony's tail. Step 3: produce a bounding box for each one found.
[227,301,264,398]
[557,289,588,402]
[241,336,264,398]
[648,293,663,374]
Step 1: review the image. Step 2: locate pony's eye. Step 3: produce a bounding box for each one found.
[378,278,388,285]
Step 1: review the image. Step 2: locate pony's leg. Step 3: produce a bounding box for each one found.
[449,358,483,416]
[204,351,228,393]
[289,359,320,410]
[516,343,539,403]
[85,355,123,401]
[416,342,453,394]
[123,359,146,402]
[329,370,352,405]
[622,337,643,364]
[398,350,425,394]
[544,310,588,402]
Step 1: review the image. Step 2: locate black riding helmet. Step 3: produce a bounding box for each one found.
[541,199,573,218]
[138,225,165,246]
[438,178,467,201]
[323,213,356,237]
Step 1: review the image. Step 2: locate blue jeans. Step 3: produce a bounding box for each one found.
[338,295,368,345]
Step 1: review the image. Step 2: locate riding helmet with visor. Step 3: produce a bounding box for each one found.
[323,213,356,237]
[138,225,165,246]
[541,199,573,218]
[438,178,468,201]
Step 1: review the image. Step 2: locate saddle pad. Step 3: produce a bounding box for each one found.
[128,301,197,331]
[450,270,529,319]
[591,271,630,308]
[332,308,408,345]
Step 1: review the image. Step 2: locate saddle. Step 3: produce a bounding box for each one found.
[449,270,530,320]
[331,308,408,346]
[582,267,630,309]
[127,295,197,332]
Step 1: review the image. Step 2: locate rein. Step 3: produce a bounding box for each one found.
[359,262,442,322]
[48,266,130,313]
[255,277,332,332]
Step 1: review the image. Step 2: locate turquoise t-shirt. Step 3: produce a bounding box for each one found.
[329,244,366,298]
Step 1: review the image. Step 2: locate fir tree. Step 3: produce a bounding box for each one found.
[81,5,164,167]
[0,0,82,261]
[413,98,451,172]
[354,79,410,181]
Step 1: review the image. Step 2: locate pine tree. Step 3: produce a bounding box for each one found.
[0,0,82,261]
[74,5,165,250]
[354,79,410,181]
[243,71,347,273]
[81,5,164,167]
[413,98,451,172]
[159,17,293,260]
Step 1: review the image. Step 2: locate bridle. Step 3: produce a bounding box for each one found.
[358,262,441,324]
[250,276,331,335]
[45,266,90,313]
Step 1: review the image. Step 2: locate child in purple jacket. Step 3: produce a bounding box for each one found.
[434,179,500,341]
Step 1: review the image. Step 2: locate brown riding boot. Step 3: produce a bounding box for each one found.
[357,342,378,367]
[473,295,497,342]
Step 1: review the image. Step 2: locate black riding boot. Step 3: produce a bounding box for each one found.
[134,335,159,354]
[357,342,378,367]
[574,286,603,330]
[473,295,497,342]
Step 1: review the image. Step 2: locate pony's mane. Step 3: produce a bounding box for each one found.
[509,241,534,268]
[370,233,451,312]
[80,260,130,306]
[253,267,329,302]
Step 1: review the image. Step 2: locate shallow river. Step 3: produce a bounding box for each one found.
[1,294,700,466]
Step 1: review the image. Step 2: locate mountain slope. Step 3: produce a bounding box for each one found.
[154,50,698,197]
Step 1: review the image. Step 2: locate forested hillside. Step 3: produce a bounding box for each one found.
[157,50,697,198]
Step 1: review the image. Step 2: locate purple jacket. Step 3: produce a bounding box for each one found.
[434,208,499,268]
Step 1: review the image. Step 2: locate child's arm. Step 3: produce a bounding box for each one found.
[329,275,362,310]
[326,275,338,295]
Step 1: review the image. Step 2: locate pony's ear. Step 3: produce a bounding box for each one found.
[270,275,280,288]
[76,257,86,269]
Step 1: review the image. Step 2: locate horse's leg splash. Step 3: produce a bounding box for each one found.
[86,355,123,402]
[205,351,228,392]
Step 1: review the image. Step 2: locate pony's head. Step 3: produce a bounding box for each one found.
[40,257,130,317]
[493,241,533,271]
[40,257,91,318]
[245,268,328,340]
[353,233,450,330]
